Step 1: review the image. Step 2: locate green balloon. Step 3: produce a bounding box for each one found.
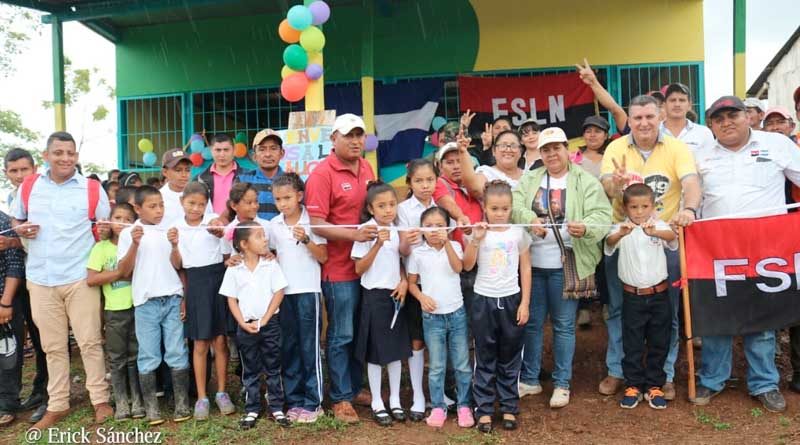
[283,44,308,71]
[235,131,247,144]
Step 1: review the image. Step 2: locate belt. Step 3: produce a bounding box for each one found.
[622,280,668,296]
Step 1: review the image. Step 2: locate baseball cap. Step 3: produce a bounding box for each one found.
[705,96,746,119]
[518,118,541,133]
[438,122,460,144]
[764,107,792,120]
[162,148,191,169]
[582,115,610,132]
[436,142,460,162]
[537,127,568,149]
[252,129,283,148]
[662,83,691,100]
[332,113,366,135]
[743,97,764,111]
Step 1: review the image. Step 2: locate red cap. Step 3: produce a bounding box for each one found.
[764,107,792,120]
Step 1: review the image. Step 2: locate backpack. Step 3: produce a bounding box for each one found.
[20,173,102,241]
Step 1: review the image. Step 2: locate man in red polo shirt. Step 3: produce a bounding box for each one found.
[197,134,243,214]
[306,114,376,423]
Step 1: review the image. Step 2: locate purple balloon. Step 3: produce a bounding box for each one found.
[309,1,330,25]
[365,134,379,151]
[305,63,324,80]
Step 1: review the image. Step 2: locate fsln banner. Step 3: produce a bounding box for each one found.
[458,73,595,138]
[685,212,800,337]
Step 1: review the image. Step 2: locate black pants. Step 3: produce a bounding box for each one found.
[621,290,670,389]
[471,293,524,417]
[237,316,283,415]
[0,294,25,413]
[20,285,48,399]
[104,309,138,375]
[790,325,800,377]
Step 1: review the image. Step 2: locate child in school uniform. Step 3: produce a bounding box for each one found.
[605,183,677,410]
[407,206,474,429]
[463,180,531,434]
[269,173,328,424]
[171,182,235,420]
[221,182,271,256]
[351,182,411,427]
[117,186,191,426]
[219,221,289,429]
[87,203,144,421]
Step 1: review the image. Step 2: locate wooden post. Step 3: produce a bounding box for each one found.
[678,226,696,401]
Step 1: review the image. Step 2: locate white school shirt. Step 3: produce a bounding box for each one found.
[473,227,531,298]
[406,241,463,314]
[694,130,800,218]
[175,213,223,268]
[604,219,678,288]
[475,165,519,189]
[220,216,271,255]
[117,221,184,307]
[218,258,287,321]
[660,119,715,154]
[160,184,213,227]
[529,173,571,269]
[397,195,435,231]
[351,219,401,290]
[269,207,326,294]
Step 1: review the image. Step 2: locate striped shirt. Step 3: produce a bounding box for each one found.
[0,212,25,294]
[236,167,284,221]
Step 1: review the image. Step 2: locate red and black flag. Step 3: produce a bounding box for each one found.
[458,73,595,138]
[684,212,800,337]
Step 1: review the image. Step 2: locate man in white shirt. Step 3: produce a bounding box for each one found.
[660,83,715,153]
[743,98,765,131]
[691,96,800,413]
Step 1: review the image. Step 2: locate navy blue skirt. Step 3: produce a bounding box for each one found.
[184,263,234,340]
[355,287,412,366]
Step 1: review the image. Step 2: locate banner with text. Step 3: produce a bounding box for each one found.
[685,212,800,337]
[278,126,333,180]
[458,73,595,138]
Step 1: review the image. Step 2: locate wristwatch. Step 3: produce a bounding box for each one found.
[300,235,311,245]
[684,207,697,218]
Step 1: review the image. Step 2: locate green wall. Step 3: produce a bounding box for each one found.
[116,0,479,97]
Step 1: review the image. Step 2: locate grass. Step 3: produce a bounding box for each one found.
[751,407,764,418]
[445,430,503,445]
[695,409,732,431]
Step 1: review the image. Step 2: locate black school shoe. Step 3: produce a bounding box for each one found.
[502,415,518,430]
[271,411,291,427]
[408,410,425,422]
[239,412,258,429]
[372,409,393,427]
[389,407,406,422]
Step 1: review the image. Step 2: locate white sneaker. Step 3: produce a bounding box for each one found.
[549,387,570,408]
[518,382,543,397]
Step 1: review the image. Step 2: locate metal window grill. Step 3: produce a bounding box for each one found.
[618,63,703,121]
[119,95,183,171]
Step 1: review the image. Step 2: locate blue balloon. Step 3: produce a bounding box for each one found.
[431,116,447,131]
[190,138,205,153]
[201,146,212,160]
[142,151,157,167]
[287,5,313,31]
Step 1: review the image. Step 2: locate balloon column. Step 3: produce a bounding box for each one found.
[279,2,330,103]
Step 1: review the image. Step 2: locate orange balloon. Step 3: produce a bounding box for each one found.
[278,19,301,43]
[234,142,248,158]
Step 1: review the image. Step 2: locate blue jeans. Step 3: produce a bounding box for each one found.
[663,248,681,383]
[698,331,779,395]
[422,306,472,409]
[521,268,578,389]
[281,292,324,411]
[135,295,189,374]
[322,280,362,403]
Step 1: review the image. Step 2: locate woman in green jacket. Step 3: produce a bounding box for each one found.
[511,127,612,409]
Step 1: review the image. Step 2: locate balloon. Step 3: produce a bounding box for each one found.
[309,1,331,25]
[189,133,203,143]
[137,138,153,153]
[365,134,379,151]
[431,116,447,131]
[283,44,308,71]
[189,152,204,167]
[142,151,157,167]
[201,146,212,160]
[287,5,313,31]
[278,18,301,43]
[305,63,324,80]
[281,73,309,102]
[234,142,248,158]
[235,131,247,144]
[281,65,298,80]
[299,26,325,52]
[430,132,439,146]
[190,138,205,153]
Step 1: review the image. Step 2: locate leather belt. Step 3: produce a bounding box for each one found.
[622,280,668,296]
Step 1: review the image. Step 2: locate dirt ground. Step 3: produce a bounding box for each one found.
[4,306,800,444]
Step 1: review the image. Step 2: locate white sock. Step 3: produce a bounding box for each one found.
[409,349,426,412]
[367,363,385,412]
[388,360,402,409]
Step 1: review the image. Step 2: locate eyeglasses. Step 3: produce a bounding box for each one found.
[495,143,521,151]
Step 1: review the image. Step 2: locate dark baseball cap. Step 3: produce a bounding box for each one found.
[582,115,610,132]
[706,96,746,119]
[162,148,192,169]
[663,83,691,100]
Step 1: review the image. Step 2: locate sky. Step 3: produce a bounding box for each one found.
[1,0,798,172]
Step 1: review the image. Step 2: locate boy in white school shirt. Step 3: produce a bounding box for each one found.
[604,183,677,411]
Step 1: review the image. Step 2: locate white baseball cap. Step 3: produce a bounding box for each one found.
[332,113,366,135]
[537,127,568,149]
[436,142,460,161]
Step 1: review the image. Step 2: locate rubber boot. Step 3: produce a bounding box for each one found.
[128,363,145,419]
[139,372,164,426]
[171,368,193,422]
[110,369,131,420]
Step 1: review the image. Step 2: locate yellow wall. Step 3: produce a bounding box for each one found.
[470,0,704,71]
